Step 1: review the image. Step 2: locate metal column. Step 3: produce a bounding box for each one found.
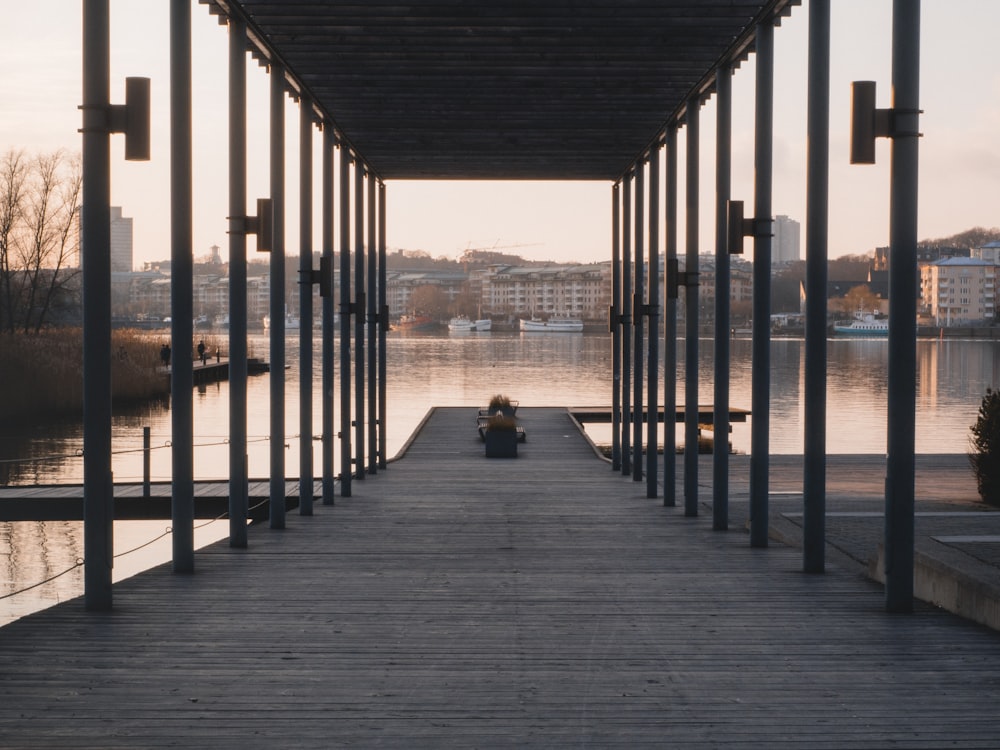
[663,126,678,507]
[321,126,335,505]
[803,0,831,572]
[227,16,249,546]
[684,100,700,517]
[632,161,644,482]
[885,0,921,613]
[338,147,352,497]
[621,173,632,476]
[611,183,621,472]
[750,21,775,548]
[367,172,377,475]
[377,182,388,470]
[646,148,660,499]
[81,0,113,610]
[713,64,733,531]
[269,63,286,529]
[298,102,314,516]
[170,0,194,571]
[354,163,366,480]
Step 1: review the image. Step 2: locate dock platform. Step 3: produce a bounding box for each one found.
[2,407,1000,748]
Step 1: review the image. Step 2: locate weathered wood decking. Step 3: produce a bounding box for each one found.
[2,407,1000,748]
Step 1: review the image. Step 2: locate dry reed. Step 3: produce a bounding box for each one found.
[0,328,167,422]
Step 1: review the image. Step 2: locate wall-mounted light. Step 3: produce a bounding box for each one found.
[79,76,151,161]
[228,197,273,252]
[850,80,921,165]
[726,200,772,255]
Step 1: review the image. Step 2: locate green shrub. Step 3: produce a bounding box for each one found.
[969,388,1000,506]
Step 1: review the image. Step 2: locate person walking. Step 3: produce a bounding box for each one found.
[197,339,206,366]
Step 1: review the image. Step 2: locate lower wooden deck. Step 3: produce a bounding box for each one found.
[1,407,999,748]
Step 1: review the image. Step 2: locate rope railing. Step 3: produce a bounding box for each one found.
[1,493,271,605]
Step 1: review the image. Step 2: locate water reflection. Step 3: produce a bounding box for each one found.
[1,333,997,486]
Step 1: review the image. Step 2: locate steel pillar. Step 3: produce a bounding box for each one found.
[803,0,831,572]
[227,16,249,545]
[632,161,644,482]
[378,182,388,470]
[170,0,194,571]
[750,21,775,548]
[611,183,622,472]
[354,163,365,480]
[646,148,660,499]
[713,64,733,531]
[339,148,352,497]
[299,102,314,515]
[684,100,700,517]
[269,63,286,529]
[663,126,678,507]
[621,173,632,476]
[321,126,335,505]
[367,172,377,474]
[885,0,921,613]
[82,0,114,610]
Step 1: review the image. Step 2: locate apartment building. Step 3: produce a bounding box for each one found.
[920,257,997,326]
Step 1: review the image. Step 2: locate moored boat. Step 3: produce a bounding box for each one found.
[833,309,888,336]
[519,316,584,332]
[449,316,492,332]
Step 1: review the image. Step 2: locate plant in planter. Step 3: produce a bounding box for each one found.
[969,387,1000,506]
[484,414,519,458]
[487,394,517,417]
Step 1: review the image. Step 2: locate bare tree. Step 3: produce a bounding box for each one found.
[0,150,81,333]
[0,149,27,333]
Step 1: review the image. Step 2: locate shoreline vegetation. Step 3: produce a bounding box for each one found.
[0,329,170,422]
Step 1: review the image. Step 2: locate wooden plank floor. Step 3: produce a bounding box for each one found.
[2,407,1000,748]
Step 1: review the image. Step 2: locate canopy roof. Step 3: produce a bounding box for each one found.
[203,0,797,180]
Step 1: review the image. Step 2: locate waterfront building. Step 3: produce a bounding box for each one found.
[479,262,612,320]
[920,256,998,326]
[772,214,801,264]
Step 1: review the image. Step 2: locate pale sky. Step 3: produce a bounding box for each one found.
[1,1,997,268]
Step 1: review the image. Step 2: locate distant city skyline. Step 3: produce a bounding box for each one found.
[2,1,998,268]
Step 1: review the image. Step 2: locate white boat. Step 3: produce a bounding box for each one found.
[520,316,584,332]
[448,316,492,332]
[833,309,888,336]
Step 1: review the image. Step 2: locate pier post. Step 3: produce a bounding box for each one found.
[227,16,249,545]
[378,182,388,470]
[663,125,678,507]
[367,171,378,475]
[646,146,660,499]
[81,0,114,610]
[299,100,315,516]
[885,0,920,613]
[321,126,335,505]
[621,172,632,476]
[143,426,151,498]
[611,183,622,472]
[684,97,700,517]
[354,162,366,480]
[339,145,352,497]
[713,63,733,531]
[633,160,644,482]
[170,0,194,572]
[269,63,287,530]
[803,0,831,572]
[750,20,774,548]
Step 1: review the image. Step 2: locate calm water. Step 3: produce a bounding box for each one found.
[2,331,998,624]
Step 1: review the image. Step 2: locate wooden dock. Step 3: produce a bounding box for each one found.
[2,407,1000,748]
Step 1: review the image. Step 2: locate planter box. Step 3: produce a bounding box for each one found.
[484,429,518,458]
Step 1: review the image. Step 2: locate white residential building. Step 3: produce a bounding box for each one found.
[772,214,801,264]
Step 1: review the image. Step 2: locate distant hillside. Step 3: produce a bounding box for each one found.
[919,226,1000,251]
